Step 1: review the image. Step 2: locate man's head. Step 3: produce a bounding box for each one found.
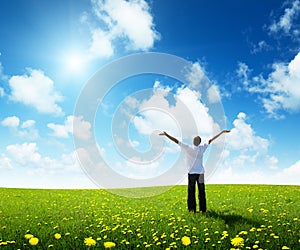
[193,136,201,146]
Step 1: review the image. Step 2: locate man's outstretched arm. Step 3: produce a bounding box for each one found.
[159,131,179,144]
[208,130,230,144]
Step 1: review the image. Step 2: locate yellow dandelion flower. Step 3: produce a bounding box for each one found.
[181,236,191,246]
[104,242,116,248]
[29,237,39,246]
[282,247,289,250]
[25,234,34,239]
[84,237,96,247]
[231,236,244,248]
[54,233,61,239]
[253,245,259,249]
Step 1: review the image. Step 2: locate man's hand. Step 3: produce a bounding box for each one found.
[209,129,231,144]
[159,131,178,144]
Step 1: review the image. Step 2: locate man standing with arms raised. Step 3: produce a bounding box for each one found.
[159,130,230,213]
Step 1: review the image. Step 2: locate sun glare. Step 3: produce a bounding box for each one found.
[63,51,86,75]
[67,54,84,71]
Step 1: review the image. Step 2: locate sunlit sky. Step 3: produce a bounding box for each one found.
[1,0,300,188]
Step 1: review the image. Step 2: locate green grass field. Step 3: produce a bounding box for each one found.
[0,185,299,249]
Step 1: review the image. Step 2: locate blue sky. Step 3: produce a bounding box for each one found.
[1,0,300,188]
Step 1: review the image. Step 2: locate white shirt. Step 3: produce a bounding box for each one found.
[178,141,209,174]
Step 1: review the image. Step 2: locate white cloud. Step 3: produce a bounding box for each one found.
[226,112,269,152]
[0,142,94,188]
[9,69,63,115]
[208,112,279,183]
[207,85,221,103]
[269,0,300,35]
[1,116,39,140]
[73,116,92,141]
[21,120,35,129]
[1,116,20,127]
[278,160,300,184]
[210,160,300,185]
[206,111,298,184]
[0,153,13,169]
[134,83,218,140]
[48,115,92,140]
[236,62,252,87]
[5,142,81,174]
[185,62,207,89]
[0,87,4,97]
[184,62,222,105]
[249,52,300,118]
[250,40,271,54]
[88,0,159,58]
[6,142,41,165]
[89,29,114,58]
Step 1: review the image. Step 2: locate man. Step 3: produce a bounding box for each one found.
[159,130,230,213]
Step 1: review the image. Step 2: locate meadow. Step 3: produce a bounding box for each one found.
[0,184,299,249]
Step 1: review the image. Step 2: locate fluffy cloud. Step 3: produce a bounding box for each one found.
[226,112,269,152]
[207,112,300,184]
[89,29,114,58]
[88,0,159,58]
[185,62,208,89]
[9,69,63,115]
[251,52,300,118]
[250,40,271,54]
[278,160,300,184]
[1,116,19,127]
[269,0,300,35]
[6,142,41,165]
[0,153,13,169]
[0,142,92,188]
[207,85,221,103]
[236,62,251,87]
[48,115,92,140]
[210,160,300,185]
[5,142,81,173]
[215,112,279,176]
[128,82,219,141]
[1,116,39,140]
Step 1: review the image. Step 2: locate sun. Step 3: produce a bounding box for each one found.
[62,50,87,75]
[66,54,85,72]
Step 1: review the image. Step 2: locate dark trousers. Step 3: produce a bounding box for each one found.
[187,174,206,212]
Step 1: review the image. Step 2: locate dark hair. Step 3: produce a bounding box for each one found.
[193,136,201,146]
